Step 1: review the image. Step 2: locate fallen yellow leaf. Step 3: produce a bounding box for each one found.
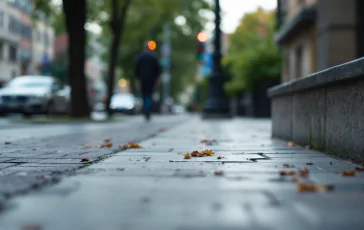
[203,149,215,156]
[342,170,356,176]
[129,142,142,149]
[104,143,113,148]
[297,183,334,193]
[184,153,191,159]
[191,151,200,157]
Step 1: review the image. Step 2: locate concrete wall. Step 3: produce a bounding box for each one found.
[316,0,357,71]
[269,58,364,162]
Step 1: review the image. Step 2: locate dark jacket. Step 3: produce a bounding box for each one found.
[135,52,162,84]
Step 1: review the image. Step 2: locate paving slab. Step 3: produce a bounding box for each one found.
[0,117,363,230]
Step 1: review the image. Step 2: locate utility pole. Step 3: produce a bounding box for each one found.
[202,0,230,118]
[161,23,171,113]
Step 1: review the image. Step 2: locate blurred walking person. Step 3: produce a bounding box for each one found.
[135,42,162,121]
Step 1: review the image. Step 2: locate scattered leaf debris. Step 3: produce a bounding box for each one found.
[129,142,142,149]
[104,143,113,148]
[191,151,201,157]
[184,153,191,159]
[306,162,314,165]
[82,146,92,150]
[200,139,217,145]
[214,170,224,176]
[285,141,297,147]
[280,171,296,176]
[299,168,310,177]
[342,170,356,176]
[104,138,111,143]
[203,149,215,156]
[217,156,224,160]
[283,164,295,168]
[80,158,89,162]
[297,183,334,193]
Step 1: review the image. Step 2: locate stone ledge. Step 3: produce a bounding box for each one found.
[268,58,364,162]
[268,58,364,98]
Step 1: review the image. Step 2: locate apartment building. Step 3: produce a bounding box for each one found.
[32,13,55,75]
[0,0,54,86]
[276,0,362,83]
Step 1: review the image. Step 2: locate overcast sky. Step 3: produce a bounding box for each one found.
[212,0,277,34]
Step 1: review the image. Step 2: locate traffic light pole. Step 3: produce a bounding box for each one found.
[202,0,230,118]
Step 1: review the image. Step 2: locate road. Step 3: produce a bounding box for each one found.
[0,114,187,199]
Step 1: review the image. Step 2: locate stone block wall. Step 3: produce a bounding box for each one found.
[268,58,364,162]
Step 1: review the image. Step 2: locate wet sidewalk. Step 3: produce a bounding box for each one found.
[1,118,364,230]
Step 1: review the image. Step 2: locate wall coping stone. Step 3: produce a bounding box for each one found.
[268,57,364,97]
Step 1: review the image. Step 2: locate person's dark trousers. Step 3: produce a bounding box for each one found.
[141,83,154,121]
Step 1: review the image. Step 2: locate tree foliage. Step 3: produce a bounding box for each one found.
[224,8,282,96]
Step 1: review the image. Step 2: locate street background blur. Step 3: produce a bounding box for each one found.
[0,0,361,121]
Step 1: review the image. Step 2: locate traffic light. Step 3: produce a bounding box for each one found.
[197,32,208,64]
[197,42,205,64]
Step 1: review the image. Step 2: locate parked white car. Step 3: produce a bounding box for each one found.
[0,76,70,116]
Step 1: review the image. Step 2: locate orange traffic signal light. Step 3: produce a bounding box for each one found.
[197,32,208,42]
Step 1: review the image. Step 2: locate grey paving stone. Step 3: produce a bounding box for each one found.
[0,117,363,229]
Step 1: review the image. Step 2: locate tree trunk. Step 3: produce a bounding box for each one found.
[106,0,133,117]
[106,32,121,116]
[62,0,90,118]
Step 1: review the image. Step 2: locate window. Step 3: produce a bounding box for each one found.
[9,45,17,62]
[295,46,303,79]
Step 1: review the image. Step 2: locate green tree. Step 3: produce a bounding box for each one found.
[98,0,210,101]
[224,8,282,96]
[34,0,90,117]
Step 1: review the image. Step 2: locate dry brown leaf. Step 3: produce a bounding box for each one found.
[285,141,297,147]
[342,170,356,176]
[214,170,224,176]
[104,143,113,148]
[356,167,364,172]
[82,146,92,149]
[104,138,111,143]
[200,139,209,143]
[129,142,142,149]
[217,156,222,160]
[292,176,299,182]
[297,183,334,193]
[191,151,200,157]
[184,153,191,159]
[203,149,215,156]
[280,171,296,176]
[80,158,89,162]
[306,162,314,165]
[299,168,310,177]
[283,164,295,168]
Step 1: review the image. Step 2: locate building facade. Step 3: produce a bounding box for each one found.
[0,0,54,86]
[276,0,362,83]
[32,13,55,75]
